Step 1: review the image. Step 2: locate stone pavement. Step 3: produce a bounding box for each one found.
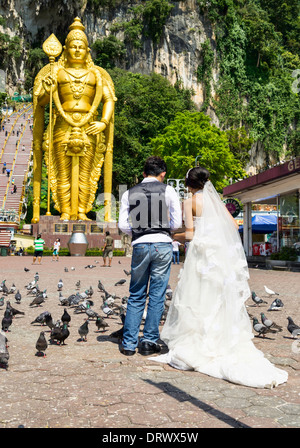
[0,254,299,429]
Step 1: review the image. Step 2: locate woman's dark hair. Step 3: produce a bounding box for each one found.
[185,166,210,190]
[144,156,167,176]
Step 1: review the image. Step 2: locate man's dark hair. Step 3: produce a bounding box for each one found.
[144,156,167,177]
[37,234,41,239]
[105,231,110,236]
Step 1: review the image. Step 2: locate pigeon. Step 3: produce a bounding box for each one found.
[102,303,115,317]
[51,322,70,346]
[7,283,16,294]
[75,280,81,290]
[2,310,12,332]
[56,322,70,345]
[74,299,91,314]
[252,317,276,338]
[34,273,39,282]
[1,281,9,295]
[24,267,30,272]
[251,291,267,306]
[71,267,75,271]
[268,298,284,311]
[25,279,36,290]
[6,301,25,318]
[78,319,89,341]
[50,320,62,344]
[85,307,99,320]
[0,297,5,307]
[123,269,131,276]
[31,311,51,326]
[98,280,106,292]
[61,308,71,326]
[15,290,21,304]
[87,286,94,297]
[114,279,126,286]
[166,284,173,300]
[57,279,63,291]
[264,285,279,297]
[58,292,69,306]
[64,267,69,272]
[95,316,109,332]
[0,331,9,369]
[44,313,55,331]
[35,331,48,357]
[27,284,39,296]
[105,296,115,307]
[287,317,300,338]
[85,264,96,269]
[29,294,45,307]
[260,313,282,332]
[78,290,88,301]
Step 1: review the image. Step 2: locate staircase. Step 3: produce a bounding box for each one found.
[0,104,33,223]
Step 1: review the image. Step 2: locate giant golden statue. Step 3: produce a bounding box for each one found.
[31,17,116,222]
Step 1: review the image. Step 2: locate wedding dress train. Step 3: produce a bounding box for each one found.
[153,182,288,388]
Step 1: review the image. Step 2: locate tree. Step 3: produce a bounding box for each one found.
[92,36,126,70]
[107,68,195,192]
[149,111,246,191]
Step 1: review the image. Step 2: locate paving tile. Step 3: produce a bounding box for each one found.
[0,256,299,428]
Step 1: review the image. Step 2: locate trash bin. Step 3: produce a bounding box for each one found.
[0,247,8,256]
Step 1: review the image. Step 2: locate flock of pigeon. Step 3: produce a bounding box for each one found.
[0,264,174,370]
[0,262,299,371]
[249,285,300,339]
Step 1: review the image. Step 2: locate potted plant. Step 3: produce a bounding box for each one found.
[267,246,298,269]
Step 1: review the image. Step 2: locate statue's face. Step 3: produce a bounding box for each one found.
[66,39,88,64]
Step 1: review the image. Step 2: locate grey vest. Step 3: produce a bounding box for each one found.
[128,181,171,241]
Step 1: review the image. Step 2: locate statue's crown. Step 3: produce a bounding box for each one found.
[65,17,88,46]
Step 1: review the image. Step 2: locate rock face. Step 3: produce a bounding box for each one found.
[0,0,215,112]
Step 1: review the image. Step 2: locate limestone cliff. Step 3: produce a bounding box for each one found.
[0,0,216,116]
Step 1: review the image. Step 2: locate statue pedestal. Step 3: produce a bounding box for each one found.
[31,215,121,254]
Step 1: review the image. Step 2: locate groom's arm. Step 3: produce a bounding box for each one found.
[118,190,132,236]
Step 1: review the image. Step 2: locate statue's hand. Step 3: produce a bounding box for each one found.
[86,121,106,135]
[42,75,57,95]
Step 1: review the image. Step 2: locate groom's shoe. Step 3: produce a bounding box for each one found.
[139,341,161,356]
[120,346,135,356]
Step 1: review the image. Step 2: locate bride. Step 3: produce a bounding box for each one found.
[153,167,288,388]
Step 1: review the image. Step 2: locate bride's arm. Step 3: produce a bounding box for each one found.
[173,197,194,242]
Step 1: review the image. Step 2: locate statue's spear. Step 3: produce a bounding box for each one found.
[42,34,62,216]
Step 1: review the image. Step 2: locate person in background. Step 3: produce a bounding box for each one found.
[172,239,182,265]
[102,231,114,267]
[32,234,45,265]
[52,238,61,262]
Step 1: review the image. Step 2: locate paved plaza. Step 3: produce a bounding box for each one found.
[0,254,299,429]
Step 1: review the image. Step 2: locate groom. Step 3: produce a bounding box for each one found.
[118,156,182,356]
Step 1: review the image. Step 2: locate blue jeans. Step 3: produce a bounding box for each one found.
[173,250,180,264]
[122,242,173,351]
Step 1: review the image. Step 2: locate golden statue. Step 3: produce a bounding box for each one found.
[31,17,117,222]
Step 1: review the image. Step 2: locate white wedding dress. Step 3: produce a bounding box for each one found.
[153,181,288,388]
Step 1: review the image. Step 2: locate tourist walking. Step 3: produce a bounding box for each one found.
[52,238,61,261]
[102,231,114,267]
[32,234,45,265]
